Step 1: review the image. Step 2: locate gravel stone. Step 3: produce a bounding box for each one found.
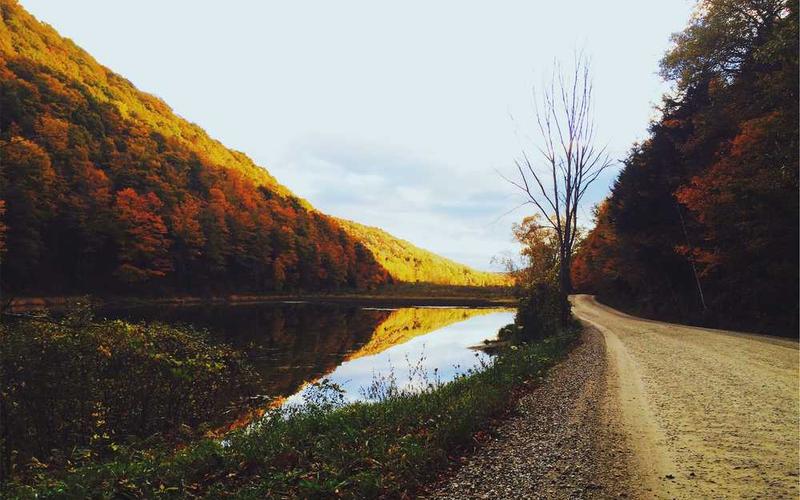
[421,328,636,499]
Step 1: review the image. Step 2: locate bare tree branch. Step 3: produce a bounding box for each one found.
[507,53,614,319]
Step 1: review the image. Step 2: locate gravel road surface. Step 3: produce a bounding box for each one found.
[424,324,635,499]
[573,294,799,499]
[424,295,798,499]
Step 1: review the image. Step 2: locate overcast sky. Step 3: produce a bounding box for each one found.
[20,0,694,271]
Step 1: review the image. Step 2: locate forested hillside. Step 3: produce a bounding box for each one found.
[572,0,797,335]
[337,218,508,286]
[0,0,500,295]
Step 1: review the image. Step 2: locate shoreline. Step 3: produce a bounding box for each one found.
[6,292,516,312]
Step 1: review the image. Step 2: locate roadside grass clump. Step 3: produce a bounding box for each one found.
[4,325,578,498]
[0,310,259,483]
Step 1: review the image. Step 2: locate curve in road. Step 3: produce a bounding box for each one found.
[572,294,799,499]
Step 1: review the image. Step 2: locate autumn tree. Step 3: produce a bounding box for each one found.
[113,188,172,284]
[506,54,612,325]
[0,138,56,288]
[202,186,231,277]
[572,0,797,335]
[170,195,205,288]
[507,214,560,288]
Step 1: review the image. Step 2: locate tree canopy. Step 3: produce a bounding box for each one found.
[572,0,798,335]
[0,0,503,295]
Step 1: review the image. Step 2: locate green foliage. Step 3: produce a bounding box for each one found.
[503,215,574,330]
[514,284,565,342]
[660,0,790,87]
[3,327,578,498]
[0,314,259,479]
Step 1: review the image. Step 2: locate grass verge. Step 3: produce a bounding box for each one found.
[4,325,579,498]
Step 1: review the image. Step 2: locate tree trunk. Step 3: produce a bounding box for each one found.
[559,253,573,326]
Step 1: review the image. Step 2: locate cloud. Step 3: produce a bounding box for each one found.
[266,135,521,271]
[19,0,695,273]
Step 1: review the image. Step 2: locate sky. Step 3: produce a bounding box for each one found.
[20,0,695,271]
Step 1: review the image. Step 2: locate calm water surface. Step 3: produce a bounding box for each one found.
[101,302,514,405]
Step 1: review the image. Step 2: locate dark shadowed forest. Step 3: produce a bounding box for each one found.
[572,1,798,336]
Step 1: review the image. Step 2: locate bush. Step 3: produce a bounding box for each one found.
[501,283,564,342]
[0,314,259,478]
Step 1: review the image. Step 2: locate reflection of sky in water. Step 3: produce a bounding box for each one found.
[285,311,514,405]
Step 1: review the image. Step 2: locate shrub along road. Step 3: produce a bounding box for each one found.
[425,295,799,499]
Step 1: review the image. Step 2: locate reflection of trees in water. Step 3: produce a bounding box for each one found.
[101,304,504,406]
[245,307,392,396]
[347,308,499,360]
[101,303,392,398]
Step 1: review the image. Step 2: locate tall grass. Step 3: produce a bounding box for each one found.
[5,327,578,498]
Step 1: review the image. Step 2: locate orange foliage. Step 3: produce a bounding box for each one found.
[571,201,621,292]
[0,200,6,258]
[0,0,390,293]
[113,188,172,283]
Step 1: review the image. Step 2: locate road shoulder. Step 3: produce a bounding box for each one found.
[423,327,638,499]
[584,315,675,498]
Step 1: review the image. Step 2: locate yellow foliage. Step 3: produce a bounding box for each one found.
[0,0,297,200]
[0,0,511,288]
[337,218,510,287]
[347,307,500,360]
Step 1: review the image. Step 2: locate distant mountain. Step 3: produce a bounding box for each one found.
[337,219,508,287]
[0,0,506,295]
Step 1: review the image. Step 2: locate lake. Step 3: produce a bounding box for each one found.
[100,302,514,406]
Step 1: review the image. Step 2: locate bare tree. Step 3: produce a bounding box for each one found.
[503,54,613,324]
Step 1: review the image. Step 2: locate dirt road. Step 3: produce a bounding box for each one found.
[573,294,799,499]
[424,321,636,499]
